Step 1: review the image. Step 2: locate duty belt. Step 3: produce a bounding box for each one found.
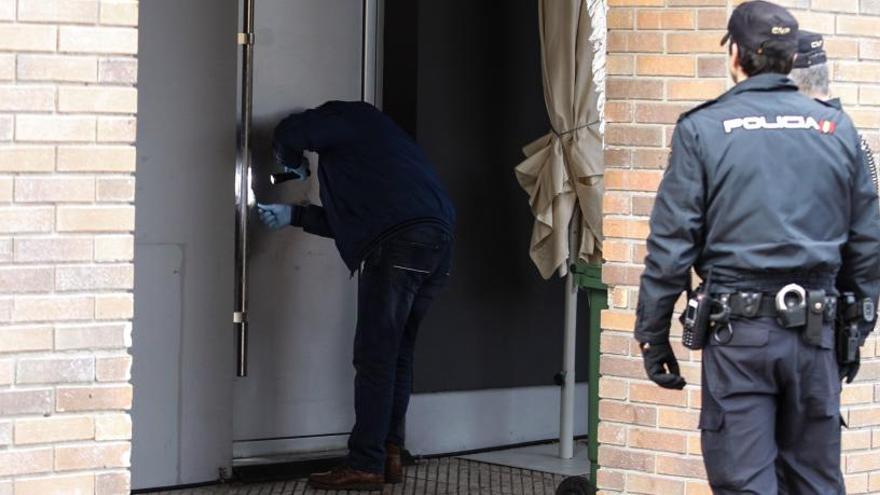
[716,285,835,347]
[723,290,836,322]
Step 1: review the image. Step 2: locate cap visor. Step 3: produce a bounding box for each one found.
[720,32,730,46]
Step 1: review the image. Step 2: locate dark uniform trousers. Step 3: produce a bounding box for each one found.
[700,317,844,494]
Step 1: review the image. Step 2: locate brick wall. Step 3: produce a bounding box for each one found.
[0,1,137,494]
[599,1,880,493]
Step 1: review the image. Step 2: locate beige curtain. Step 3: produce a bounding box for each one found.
[515,0,606,279]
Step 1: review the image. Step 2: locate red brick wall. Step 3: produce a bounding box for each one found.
[0,1,137,493]
[599,1,880,493]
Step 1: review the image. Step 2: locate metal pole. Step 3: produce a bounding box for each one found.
[362,0,376,104]
[361,0,384,108]
[234,0,255,377]
[559,209,580,459]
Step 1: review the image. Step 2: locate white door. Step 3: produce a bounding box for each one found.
[232,0,365,459]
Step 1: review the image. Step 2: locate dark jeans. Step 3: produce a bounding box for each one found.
[347,225,453,473]
[700,318,843,494]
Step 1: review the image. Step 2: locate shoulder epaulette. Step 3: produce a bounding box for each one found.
[815,99,842,110]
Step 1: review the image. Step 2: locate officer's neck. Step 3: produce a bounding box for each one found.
[732,70,749,84]
[730,62,749,84]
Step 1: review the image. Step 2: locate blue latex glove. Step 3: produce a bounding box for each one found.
[283,160,311,181]
[257,203,292,231]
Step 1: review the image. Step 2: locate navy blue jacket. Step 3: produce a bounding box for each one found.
[273,101,456,271]
[635,74,880,344]
[826,98,878,197]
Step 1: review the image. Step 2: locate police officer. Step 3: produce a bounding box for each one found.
[634,2,880,493]
[790,30,879,221]
[790,30,879,384]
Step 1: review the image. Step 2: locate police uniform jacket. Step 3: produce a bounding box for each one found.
[635,73,880,344]
[825,98,879,196]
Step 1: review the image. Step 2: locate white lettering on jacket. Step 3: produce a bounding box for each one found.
[722,115,836,134]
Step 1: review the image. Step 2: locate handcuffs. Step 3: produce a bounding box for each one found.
[711,293,733,345]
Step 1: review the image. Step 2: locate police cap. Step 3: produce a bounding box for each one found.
[792,30,827,69]
[720,1,799,55]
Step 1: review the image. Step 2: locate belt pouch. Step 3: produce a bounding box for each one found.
[805,289,826,346]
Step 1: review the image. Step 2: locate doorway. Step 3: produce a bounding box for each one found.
[230,0,592,461]
[231,0,363,460]
[132,0,596,490]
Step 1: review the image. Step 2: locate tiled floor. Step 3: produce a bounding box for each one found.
[146,458,569,495]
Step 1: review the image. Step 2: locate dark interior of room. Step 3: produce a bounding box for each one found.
[383,0,591,392]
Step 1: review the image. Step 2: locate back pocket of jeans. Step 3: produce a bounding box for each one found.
[387,240,438,275]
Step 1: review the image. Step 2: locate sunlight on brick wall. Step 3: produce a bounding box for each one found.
[599,1,880,493]
[0,1,138,493]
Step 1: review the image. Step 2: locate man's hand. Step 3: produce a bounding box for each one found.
[257,203,293,231]
[273,145,310,182]
[640,341,687,390]
[840,348,861,384]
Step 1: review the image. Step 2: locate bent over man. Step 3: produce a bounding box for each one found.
[634,2,880,493]
[258,100,456,491]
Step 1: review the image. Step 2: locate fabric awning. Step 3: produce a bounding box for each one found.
[515,0,606,279]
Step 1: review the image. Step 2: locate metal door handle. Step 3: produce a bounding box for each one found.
[234,0,256,378]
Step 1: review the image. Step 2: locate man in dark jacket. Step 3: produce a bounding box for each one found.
[258,101,455,490]
[635,2,880,493]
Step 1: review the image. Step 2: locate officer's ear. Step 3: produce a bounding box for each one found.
[729,42,746,83]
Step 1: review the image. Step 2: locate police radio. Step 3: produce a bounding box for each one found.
[682,271,714,350]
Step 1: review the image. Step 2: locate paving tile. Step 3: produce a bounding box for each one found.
[143,459,568,495]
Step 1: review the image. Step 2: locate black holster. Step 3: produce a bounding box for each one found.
[804,290,826,347]
[837,293,861,365]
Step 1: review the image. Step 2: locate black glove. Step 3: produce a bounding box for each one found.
[640,342,686,390]
[839,348,861,384]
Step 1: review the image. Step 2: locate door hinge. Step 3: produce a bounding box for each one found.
[237,32,255,46]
